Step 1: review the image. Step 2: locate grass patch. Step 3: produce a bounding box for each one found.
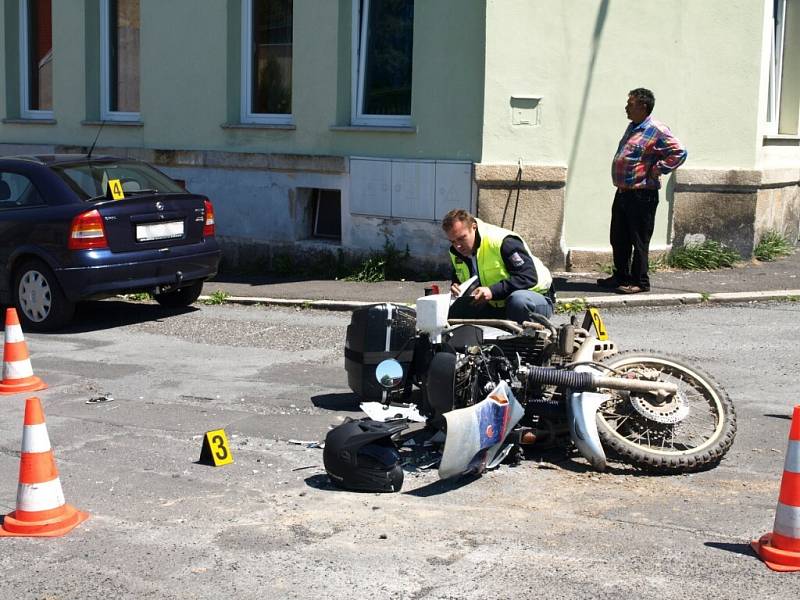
[555,297,588,315]
[203,289,230,305]
[343,241,411,283]
[754,231,794,262]
[597,262,614,275]
[123,292,152,302]
[667,240,741,270]
[648,253,670,272]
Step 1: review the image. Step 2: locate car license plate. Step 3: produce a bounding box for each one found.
[136,220,184,242]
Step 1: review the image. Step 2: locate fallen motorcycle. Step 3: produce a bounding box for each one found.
[345,293,737,477]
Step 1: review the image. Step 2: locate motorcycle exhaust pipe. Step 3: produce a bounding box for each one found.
[591,374,678,395]
[524,366,678,396]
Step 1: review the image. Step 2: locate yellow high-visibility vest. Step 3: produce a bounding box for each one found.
[449,219,552,307]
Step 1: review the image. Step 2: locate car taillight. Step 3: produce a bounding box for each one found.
[68,209,108,250]
[203,199,215,238]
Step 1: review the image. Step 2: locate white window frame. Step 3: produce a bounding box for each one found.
[766,0,787,132]
[240,0,293,125]
[100,0,140,122]
[19,0,54,120]
[351,0,413,127]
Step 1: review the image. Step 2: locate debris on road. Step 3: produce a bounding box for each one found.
[288,439,324,449]
[360,401,425,423]
[86,393,114,404]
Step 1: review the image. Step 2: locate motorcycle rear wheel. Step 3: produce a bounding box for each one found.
[596,350,736,473]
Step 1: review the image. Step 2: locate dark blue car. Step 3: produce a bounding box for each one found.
[0,155,220,331]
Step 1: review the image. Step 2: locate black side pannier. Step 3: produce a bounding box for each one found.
[344,304,416,401]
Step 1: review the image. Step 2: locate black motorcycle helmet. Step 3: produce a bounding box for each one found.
[323,418,408,493]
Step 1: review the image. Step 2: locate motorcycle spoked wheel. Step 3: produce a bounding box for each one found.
[595,350,736,473]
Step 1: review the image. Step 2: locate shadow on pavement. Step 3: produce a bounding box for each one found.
[764,413,793,420]
[403,473,482,497]
[704,541,758,559]
[0,300,198,334]
[310,392,362,412]
[304,473,350,492]
[211,273,439,286]
[553,276,610,295]
[211,273,317,286]
[537,447,716,477]
[63,300,198,334]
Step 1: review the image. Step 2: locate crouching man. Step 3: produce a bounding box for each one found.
[442,209,554,322]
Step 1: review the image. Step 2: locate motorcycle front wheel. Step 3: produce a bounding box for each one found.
[596,351,736,473]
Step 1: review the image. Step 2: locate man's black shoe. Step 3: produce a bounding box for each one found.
[596,276,621,289]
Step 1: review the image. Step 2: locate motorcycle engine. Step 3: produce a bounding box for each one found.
[425,327,559,426]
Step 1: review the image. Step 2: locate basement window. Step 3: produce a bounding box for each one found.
[311,189,342,240]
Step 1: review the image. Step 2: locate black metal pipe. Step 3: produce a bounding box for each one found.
[525,366,595,390]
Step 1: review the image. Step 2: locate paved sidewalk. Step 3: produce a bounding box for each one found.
[203,250,800,310]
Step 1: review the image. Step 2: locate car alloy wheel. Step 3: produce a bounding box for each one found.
[18,269,52,323]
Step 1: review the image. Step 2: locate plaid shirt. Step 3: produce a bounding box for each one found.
[612,116,686,190]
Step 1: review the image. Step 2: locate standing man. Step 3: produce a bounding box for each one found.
[598,88,687,294]
[442,209,554,322]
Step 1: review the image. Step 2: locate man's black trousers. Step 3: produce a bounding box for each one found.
[610,188,659,289]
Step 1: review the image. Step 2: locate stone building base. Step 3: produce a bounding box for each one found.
[673,168,800,257]
[474,164,567,269]
[3,144,796,275]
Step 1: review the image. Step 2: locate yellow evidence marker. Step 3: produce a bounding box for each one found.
[588,308,608,341]
[199,429,234,466]
[108,179,125,200]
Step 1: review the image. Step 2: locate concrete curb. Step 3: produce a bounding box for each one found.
[199,289,800,311]
[209,296,378,310]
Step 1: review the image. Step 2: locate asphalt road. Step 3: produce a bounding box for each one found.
[0,300,798,599]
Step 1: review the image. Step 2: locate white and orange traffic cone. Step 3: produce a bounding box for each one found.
[0,397,89,537]
[0,307,46,395]
[752,405,800,571]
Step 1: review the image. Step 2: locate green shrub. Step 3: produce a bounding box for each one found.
[344,241,411,282]
[203,289,230,305]
[555,297,588,315]
[123,292,152,302]
[648,254,670,272]
[754,231,794,262]
[345,255,387,282]
[667,240,741,270]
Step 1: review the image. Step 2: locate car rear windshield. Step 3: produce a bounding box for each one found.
[51,160,185,200]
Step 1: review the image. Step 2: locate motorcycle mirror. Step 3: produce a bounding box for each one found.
[375,359,404,389]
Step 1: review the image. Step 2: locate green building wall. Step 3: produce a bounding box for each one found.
[1,0,797,269]
[1,0,486,160]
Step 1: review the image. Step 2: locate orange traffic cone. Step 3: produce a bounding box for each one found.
[752,405,800,571]
[0,397,89,537]
[0,307,46,395]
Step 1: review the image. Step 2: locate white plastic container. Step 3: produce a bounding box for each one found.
[416,293,450,339]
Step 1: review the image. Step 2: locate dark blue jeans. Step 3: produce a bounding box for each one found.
[448,289,553,323]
